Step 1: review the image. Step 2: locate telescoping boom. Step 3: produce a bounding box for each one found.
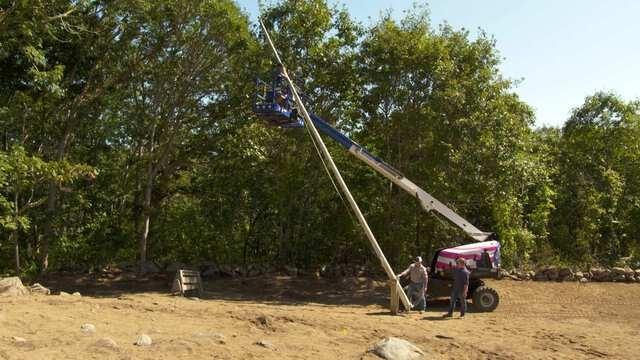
[254,83,495,243]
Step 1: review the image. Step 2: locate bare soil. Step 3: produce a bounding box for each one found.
[1,274,639,359]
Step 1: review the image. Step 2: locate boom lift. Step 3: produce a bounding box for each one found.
[253,71,502,311]
[255,22,500,312]
[255,66,496,242]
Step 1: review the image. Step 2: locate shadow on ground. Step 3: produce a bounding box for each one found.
[35,271,397,307]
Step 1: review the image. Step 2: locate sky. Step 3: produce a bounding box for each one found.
[236,1,640,128]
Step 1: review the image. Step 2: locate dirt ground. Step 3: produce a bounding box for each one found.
[1,274,639,359]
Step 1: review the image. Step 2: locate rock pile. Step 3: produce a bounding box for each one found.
[501,266,640,283]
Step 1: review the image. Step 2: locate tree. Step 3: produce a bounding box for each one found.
[551,92,640,263]
[355,9,535,265]
[0,145,91,273]
[101,0,254,271]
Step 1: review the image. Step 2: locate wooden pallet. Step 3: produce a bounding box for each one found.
[174,269,203,297]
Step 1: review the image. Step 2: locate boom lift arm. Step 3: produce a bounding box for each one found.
[254,90,495,243]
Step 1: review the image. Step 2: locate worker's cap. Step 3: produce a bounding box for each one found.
[414,256,422,263]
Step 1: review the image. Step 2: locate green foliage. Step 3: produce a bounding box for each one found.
[0,0,638,273]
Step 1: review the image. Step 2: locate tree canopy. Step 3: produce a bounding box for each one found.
[1,0,639,275]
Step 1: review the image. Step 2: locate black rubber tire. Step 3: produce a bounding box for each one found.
[472,286,499,312]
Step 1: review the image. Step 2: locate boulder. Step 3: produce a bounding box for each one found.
[612,274,626,282]
[371,337,424,360]
[575,271,584,279]
[165,262,187,273]
[526,270,536,280]
[499,269,510,279]
[0,277,29,296]
[94,338,118,350]
[533,271,548,281]
[635,269,640,277]
[246,265,262,278]
[193,332,225,344]
[140,261,160,273]
[81,323,96,334]
[255,340,276,350]
[283,266,298,276]
[134,334,152,346]
[545,267,559,281]
[558,267,573,278]
[201,265,219,278]
[612,267,627,276]
[29,283,51,295]
[590,268,612,282]
[218,265,237,277]
[579,277,588,284]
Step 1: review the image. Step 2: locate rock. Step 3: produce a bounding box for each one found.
[255,340,275,349]
[284,266,298,276]
[81,323,96,334]
[166,262,186,273]
[201,265,219,278]
[611,267,626,275]
[613,274,626,282]
[193,332,226,344]
[579,277,588,283]
[558,267,573,281]
[635,269,640,277]
[94,337,118,349]
[72,292,82,297]
[253,315,274,331]
[590,267,612,282]
[29,283,51,295]
[371,337,424,360]
[504,273,521,281]
[545,267,559,281]
[12,336,27,343]
[218,265,237,277]
[170,276,181,293]
[140,261,160,273]
[116,261,136,271]
[134,334,152,346]
[575,271,584,279]
[0,277,30,296]
[533,271,548,281]
[628,275,637,282]
[59,291,71,296]
[245,265,262,277]
[499,269,510,279]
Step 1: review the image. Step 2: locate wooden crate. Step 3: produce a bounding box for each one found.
[175,269,203,297]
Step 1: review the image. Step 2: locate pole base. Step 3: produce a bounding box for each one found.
[389,280,400,315]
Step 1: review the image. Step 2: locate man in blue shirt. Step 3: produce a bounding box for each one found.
[445,257,470,317]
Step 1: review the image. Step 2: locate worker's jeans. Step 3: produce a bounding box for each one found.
[404,282,426,311]
[448,289,467,315]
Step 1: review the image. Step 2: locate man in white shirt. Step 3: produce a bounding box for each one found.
[397,256,429,311]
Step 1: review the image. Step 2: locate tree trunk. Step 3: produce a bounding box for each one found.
[138,172,154,273]
[11,232,19,274]
[41,181,58,271]
[41,133,69,272]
